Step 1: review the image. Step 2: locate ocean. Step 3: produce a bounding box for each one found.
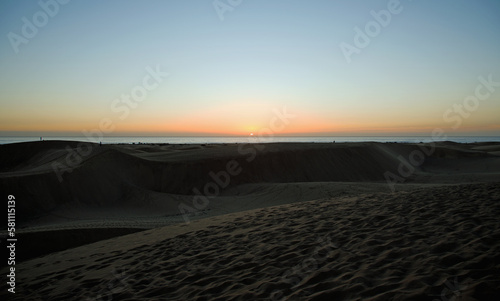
[1,136,500,145]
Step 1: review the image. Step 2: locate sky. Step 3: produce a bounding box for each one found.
[0,0,499,137]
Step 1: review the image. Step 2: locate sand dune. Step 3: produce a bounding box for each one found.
[2,141,499,226]
[1,182,499,300]
[1,141,499,299]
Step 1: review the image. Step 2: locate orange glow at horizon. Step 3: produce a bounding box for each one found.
[3,123,500,136]
[2,102,500,136]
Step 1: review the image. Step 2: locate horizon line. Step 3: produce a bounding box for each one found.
[2,134,500,138]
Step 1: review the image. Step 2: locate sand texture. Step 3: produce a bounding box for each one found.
[1,141,499,300]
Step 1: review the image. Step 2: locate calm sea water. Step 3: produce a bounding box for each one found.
[1,136,500,145]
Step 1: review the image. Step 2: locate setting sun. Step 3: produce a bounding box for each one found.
[1,1,500,300]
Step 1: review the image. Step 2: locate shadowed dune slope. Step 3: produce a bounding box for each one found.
[1,141,499,224]
[2,182,499,300]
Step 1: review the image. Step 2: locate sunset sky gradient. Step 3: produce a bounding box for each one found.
[1,0,499,136]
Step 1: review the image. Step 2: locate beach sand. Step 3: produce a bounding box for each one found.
[1,141,499,300]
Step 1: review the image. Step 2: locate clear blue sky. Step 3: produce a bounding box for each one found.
[1,0,499,136]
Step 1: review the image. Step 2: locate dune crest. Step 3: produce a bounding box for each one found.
[2,182,499,300]
[1,141,499,300]
[2,141,499,226]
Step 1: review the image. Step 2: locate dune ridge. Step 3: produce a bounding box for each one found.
[1,141,499,300]
[2,141,499,226]
[2,182,499,300]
